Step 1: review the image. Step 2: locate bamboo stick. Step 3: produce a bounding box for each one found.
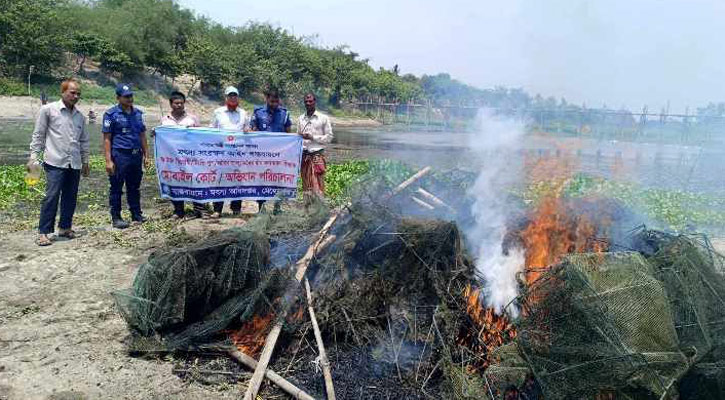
[416,188,454,211]
[227,349,315,400]
[391,166,431,196]
[305,278,336,400]
[244,213,340,400]
[411,196,435,210]
[243,166,434,400]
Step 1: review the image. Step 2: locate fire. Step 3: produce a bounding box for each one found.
[229,313,275,356]
[458,284,517,371]
[521,196,609,285]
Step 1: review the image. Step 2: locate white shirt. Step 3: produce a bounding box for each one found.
[297,110,333,151]
[161,112,200,128]
[29,100,89,169]
[210,106,247,131]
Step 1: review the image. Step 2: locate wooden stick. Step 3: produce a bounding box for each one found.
[391,166,431,196]
[227,349,315,400]
[244,167,433,400]
[173,368,242,377]
[416,188,454,211]
[305,278,336,400]
[411,196,435,210]
[245,212,340,400]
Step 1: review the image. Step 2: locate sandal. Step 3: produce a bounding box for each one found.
[58,229,77,239]
[35,234,53,246]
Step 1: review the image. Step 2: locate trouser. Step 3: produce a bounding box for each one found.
[212,200,266,213]
[212,200,242,213]
[38,163,80,234]
[109,148,143,219]
[172,201,208,217]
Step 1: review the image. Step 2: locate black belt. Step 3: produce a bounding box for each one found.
[114,148,142,154]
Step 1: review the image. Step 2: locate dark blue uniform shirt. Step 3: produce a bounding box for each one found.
[102,105,146,149]
[250,106,292,132]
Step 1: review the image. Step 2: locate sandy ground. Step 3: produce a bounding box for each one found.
[0,96,382,129]
[0,204,261,400]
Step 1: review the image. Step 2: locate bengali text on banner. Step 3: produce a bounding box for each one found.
[154,126,303,202]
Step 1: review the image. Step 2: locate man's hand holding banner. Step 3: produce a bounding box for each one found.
[154,126,303,202]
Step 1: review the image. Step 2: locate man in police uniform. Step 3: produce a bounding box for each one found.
[249,89,291,212]
[102,83,150,229]
[249,89,292,133]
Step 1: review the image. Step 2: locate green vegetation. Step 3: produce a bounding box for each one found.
[4,155,722,234]
[523,173,725,232]
[0,0,533,109]
[0,164,45,209]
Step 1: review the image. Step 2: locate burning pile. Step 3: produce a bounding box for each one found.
[112,165,725,400]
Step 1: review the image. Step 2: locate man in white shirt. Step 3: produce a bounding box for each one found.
[210,86,247,131]
[298,93,333,198]
[209,86,247,217]
[28,79,90,246]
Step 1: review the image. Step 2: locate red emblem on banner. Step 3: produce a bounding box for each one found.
[227,135,235,143]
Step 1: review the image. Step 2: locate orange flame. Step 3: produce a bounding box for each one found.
[459,284,517,371]
[229,313,275,356]
[521,196,609,285]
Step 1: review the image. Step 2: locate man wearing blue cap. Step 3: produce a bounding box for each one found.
[102,83,150,229]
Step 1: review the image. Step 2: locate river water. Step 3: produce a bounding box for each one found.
[2,117,724,196]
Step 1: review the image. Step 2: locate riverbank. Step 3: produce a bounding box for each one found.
[1,154,725,399]
[0,96,382,128]
[0,158,376,399]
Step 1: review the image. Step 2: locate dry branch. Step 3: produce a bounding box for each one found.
[306,278,336,400]
[245,212,340,400]
[227,349,315,400]
[244,166,434,400]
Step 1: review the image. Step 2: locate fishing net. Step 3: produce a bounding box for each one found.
[494,229,725,400]
[111,164,725,399]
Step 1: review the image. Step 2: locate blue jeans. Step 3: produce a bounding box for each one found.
[38,163,80,234]
[109,148,143,219]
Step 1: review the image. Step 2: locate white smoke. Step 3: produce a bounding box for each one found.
[466,109,527,317]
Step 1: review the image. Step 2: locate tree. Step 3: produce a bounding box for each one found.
[68,32,105,74]
[98,41,136,76]
[0,0,66,76]
[182,36,227,95]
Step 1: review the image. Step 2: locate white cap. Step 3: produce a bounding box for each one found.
[224,86,239,96]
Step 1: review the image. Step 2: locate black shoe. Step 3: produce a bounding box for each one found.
[131,215,147,224]
[112,218,130,229]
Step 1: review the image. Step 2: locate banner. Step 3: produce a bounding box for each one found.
[154,126,303,202]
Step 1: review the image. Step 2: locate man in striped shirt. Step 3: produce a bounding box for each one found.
[28,79,89,246]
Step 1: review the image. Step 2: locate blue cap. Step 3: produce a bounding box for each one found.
[115,83,134,97]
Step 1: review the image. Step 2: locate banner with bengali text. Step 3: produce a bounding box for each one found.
[154,126,303,202]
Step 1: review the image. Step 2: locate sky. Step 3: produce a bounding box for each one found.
[178,0,725,113]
